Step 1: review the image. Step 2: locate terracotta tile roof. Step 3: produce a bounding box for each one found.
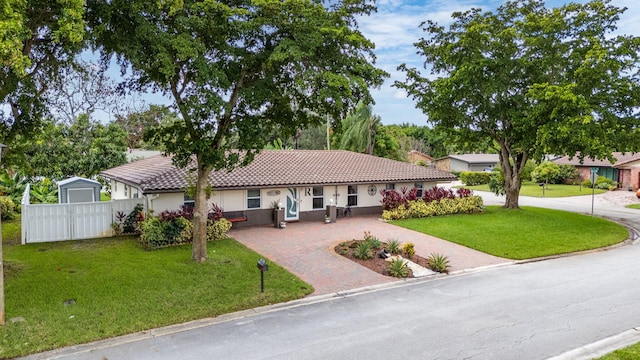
[553,152,640,167]
[100,150,457,193]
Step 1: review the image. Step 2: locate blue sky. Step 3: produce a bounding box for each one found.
[97,0,640,126]
[359,0,640,125]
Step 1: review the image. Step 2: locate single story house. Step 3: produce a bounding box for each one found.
[554,152,640,189]
[100,150,457,227]
[407,150,434,167]
[434,154,500,172]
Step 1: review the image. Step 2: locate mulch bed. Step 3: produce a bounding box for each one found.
[334,240,431,277]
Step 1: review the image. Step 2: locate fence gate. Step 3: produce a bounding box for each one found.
[21,185,143,244]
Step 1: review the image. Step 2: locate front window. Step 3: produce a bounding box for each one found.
[347,185,358,206]
[386,183,395,191]
[184,194,195,209]
[247,189,261,209]
[312,186,324,209]
[415,182,423,198]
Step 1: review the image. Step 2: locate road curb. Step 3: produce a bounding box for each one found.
[548,327,640,360]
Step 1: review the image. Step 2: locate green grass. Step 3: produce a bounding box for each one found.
[625,204,640,210]
[462,182,607,197]
[0,237,313,358]
[597,342,640,359]
[392,206,627,259]
[1,216,21,245]
[100,192,111,201]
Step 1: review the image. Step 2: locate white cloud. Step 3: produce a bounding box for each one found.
[361,0,640,125]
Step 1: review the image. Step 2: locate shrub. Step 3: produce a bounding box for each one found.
[354,242,373,260]
[403,242,415,258]
[139,217,167,248]
[427,253,450,273]
[456,188,473,198]
[582,175,616,190]
[422,186,455,202]
[387,258,409,278]
[488,168,506,196]
[380,187,420,211]
[123,204,145,234]
[364,231,381,249]
[385,239,402,254]
[206,218,232,241]
[531,162,579,185]
[458,171,491,186]
[0,196,16,220]
[382,196,484,220]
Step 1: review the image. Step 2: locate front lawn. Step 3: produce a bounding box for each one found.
[462,182,607,197]
[625,204,640,210]
[597,341,640,359]
[1,237,313,358]
[392,206,627,259]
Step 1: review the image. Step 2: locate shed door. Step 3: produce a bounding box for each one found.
[68,188,95,203]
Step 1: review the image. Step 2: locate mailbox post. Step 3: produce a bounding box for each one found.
[257,258,268,292]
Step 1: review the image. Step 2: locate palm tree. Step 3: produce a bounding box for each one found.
[337,102,381,155]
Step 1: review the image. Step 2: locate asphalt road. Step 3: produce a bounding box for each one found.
[22,190,640,360]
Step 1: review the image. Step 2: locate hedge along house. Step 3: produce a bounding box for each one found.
[100,150,457,227]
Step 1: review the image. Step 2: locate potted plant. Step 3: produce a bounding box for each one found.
[324,215,331,224]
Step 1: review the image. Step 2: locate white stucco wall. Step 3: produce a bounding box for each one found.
[110,180,141,200]
[131,181,443,215]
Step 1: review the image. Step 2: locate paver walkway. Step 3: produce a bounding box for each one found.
[229,215,508,296]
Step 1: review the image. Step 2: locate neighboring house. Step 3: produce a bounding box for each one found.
[100,150,457,227]
[407,150,434,167]
[554,152,640,189]
[126,148,162,162]
[57,176,101,204]
[434,154,500,172]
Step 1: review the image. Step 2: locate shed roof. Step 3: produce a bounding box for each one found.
[57,176,101,186]
[437,154,500,164]
[100,150,457,193]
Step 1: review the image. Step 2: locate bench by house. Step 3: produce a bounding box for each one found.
[223,211,247,223]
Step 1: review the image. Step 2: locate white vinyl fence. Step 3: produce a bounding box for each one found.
[21,184,144,244]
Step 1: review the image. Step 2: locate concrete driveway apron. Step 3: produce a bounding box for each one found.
[229,215,508,296]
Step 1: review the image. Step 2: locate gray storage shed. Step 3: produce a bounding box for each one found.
[58,176,101,204]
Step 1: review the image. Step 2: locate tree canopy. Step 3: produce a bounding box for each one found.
[15,114,128,179]
[0,0,86,167]
[88,0,388,261]
[397,0,640,208]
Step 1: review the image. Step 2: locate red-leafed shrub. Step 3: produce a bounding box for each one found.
[422,186,456,202]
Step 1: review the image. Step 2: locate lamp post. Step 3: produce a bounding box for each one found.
[0,143,7,325]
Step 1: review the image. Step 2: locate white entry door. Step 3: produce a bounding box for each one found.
[285,188,299,221]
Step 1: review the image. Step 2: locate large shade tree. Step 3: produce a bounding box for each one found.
[87,0,387,261]
[0,0,85,167]
[397,0,640,208]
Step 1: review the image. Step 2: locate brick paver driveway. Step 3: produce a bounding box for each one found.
[229,215,508,296]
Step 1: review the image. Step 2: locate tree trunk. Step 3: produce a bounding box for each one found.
[498,143,526,210]
[192,162,211,262]
[504,179,522,209]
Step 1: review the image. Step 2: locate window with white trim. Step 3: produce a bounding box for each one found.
[247,189,261,209]
[347,185,358,206]
[386,183,395,191]
[312,186,324,209]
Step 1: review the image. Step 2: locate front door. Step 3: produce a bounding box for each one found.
[285,188,299,221]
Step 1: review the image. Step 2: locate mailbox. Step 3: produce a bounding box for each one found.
[257,258,268,272]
